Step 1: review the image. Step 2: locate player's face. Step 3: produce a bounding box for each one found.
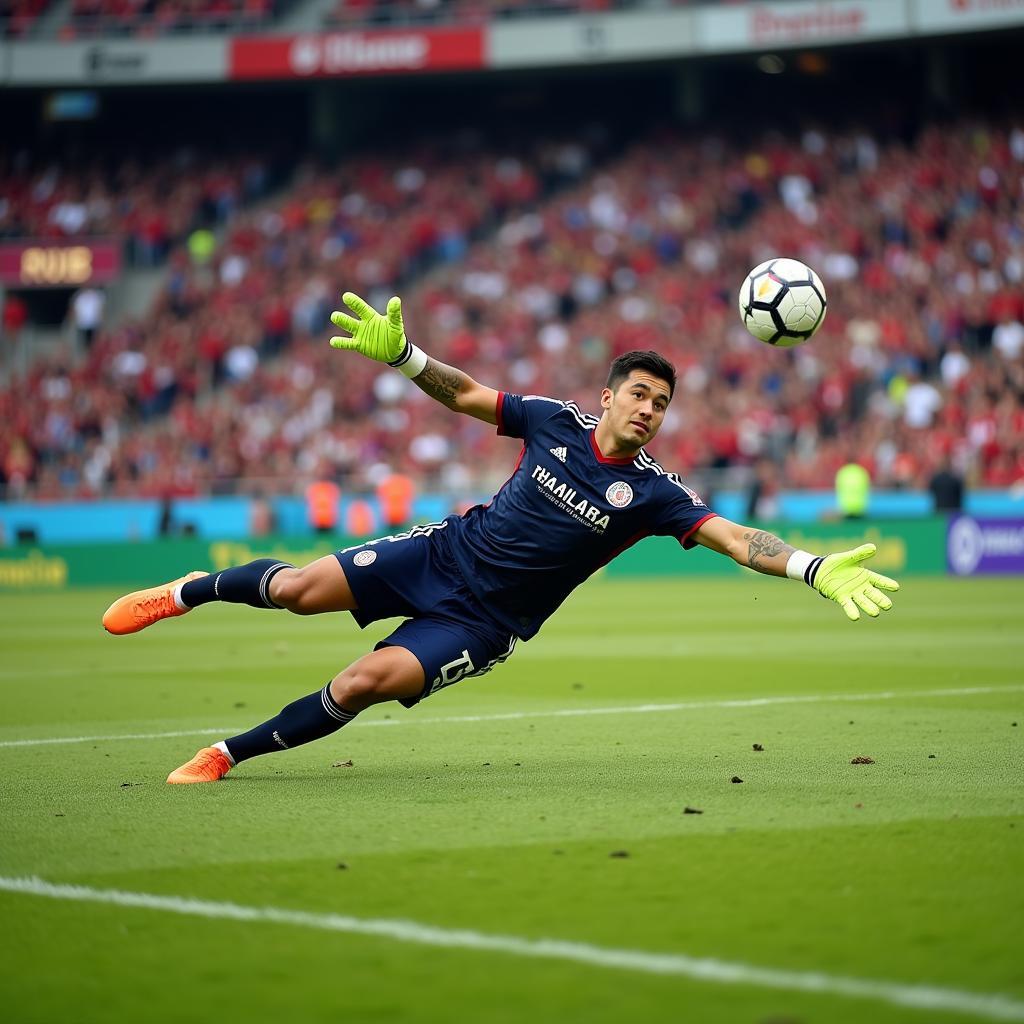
[601,371,671,448]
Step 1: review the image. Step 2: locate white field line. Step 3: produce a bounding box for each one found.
[1,684,1021,750]
[0,877,1021,1021]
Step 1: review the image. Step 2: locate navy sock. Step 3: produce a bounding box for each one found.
[224,684,357,764]
[180,559,293,609]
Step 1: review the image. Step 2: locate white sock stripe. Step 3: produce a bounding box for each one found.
[258,562,291,608]
[320,687,355,723]
[1,877,1021,1021]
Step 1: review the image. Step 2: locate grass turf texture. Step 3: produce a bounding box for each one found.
[1,576,1022,1024]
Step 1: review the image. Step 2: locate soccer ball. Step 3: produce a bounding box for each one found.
[738,258,827,346]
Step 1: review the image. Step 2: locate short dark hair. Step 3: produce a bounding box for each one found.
[605,350,676,400]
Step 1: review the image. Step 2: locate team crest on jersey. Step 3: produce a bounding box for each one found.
[353,550,377,567]
[605,481,634,508]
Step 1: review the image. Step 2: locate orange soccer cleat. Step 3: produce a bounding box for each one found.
[166,746,233,785]
[102,571,208,635]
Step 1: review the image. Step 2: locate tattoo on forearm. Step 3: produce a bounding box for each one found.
[743,530,795,572]
[415,359,465,407]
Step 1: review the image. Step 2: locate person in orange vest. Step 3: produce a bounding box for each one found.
[345,499,376,538]
[305,477,340,535]
[376,471,415,530]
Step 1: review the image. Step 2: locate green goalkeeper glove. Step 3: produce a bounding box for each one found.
[808,543,900,621]
[329,292,407,363]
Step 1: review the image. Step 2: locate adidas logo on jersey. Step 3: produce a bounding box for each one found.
[549,446,567,463]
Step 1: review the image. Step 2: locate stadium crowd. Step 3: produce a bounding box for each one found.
[325,0,638,28]
[0,148,279,265]
[63,0,282,37]
[2,116,1023,501]
[0,0,52,37]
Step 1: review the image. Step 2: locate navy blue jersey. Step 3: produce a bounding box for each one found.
[446,392,717,640]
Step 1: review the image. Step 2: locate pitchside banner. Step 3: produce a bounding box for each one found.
[947,516,1024,576]
[0,537,352,590]
[0,518,981,589]
[608,519,948,577]
[229,27,484,80]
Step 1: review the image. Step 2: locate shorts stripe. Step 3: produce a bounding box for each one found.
[339,520,448,555]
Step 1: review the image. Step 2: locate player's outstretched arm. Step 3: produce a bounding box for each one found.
[329,291,499,424]
[692,517,899,621]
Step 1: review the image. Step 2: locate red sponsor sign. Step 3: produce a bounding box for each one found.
[0,239,122,288]
[230,27,484,80]
[750,4,866,43]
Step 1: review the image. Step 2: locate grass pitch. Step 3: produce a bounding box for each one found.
[1,576,1022,1024]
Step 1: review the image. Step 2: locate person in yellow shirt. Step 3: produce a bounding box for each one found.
[835,462,871,520]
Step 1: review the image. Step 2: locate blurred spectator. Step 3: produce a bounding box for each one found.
[69,286,105,349]
[744,457,779,522]
[929,460,965,514]
[835,462,870,520]
[187,227,217,266]
[249,489,277,537]
[2,292,28,346]
[377,471,415,529]
[992,316,1024,361]
[158,494,176,536]
[345,498,377,538]
[306,475,340,534]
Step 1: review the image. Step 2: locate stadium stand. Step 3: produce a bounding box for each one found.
[0,0,53,37]
[2,115,1023,500]
[323,0,624,29]
[63,0,283,37]
[0,148,279,264]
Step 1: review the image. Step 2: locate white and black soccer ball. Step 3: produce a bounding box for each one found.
[738,258,827,347]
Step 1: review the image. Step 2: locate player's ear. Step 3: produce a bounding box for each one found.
[600,387,613,409]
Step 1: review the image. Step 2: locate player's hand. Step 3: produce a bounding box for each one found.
[329,292,406,363]
[812,543,899,621]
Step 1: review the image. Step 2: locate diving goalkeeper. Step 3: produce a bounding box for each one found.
[102,292,900,784]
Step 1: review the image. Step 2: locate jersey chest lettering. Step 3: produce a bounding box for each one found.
[530,463,611,532]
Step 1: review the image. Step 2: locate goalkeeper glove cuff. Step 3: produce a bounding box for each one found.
[388,340,428,379]
[785,549,825,587]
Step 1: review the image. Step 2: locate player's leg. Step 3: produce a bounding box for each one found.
[166,646,424,783]
[180,555,356,613]
[102,555,357,634]
[265,556,356,614]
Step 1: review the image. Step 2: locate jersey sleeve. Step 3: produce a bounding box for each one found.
[496,393,566,440]
[652,475,718,549]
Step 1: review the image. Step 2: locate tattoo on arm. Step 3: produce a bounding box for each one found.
[743,530,795,572]
[414,358,466,408]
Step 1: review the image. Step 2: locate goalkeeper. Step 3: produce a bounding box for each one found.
[103,292,900,784]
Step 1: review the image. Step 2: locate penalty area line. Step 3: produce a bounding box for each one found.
[0,877,1022,1021]
[1,684,1022,750]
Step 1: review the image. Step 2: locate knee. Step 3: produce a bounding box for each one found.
[269,567,315,613]
[330,666,391,711]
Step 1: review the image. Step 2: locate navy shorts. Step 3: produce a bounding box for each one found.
[334,521,518,707]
